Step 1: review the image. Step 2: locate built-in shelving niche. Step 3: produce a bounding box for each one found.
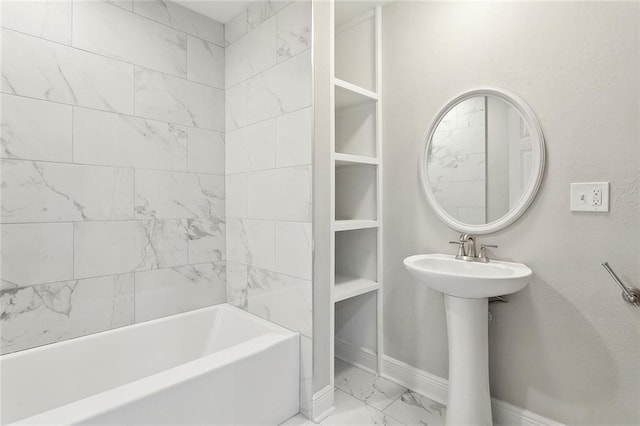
[334,228,378,302]
[335,163,377,221]
[335,291,378,373]
[335,83,377,158]
[335,8,376,92]
[330,2,383,390]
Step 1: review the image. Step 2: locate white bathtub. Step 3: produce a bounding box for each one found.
[1,303,300,425]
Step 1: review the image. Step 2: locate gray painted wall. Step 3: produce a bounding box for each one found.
[382,2,639,424]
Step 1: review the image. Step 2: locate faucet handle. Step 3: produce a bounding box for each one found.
[449,241,466,258]
[478,244,498,262]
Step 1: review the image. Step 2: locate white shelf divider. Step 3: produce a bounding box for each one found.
[334,219,380,232]
[334,276,380,302]
[334,152,379,166]
[334,78,379,110]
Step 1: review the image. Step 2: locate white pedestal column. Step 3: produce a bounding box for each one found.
[444,295,492,426]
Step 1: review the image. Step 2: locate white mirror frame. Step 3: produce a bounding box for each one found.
[420,87,546,234]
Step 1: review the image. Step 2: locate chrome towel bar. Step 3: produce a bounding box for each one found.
[602,262,640,307]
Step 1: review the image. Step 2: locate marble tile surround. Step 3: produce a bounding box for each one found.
[1,0,72,45]
[73,1,188,78]
[428,97,487,224]
[3,6,313,421]
[2,27,134,114]
[224,0,313,416]
[1,0,225,354]
[224,0,312,326]
[1,274,135,354]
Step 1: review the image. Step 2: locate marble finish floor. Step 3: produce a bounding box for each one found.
[282,359,446,425]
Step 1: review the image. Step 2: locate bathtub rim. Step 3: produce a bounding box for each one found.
[2,303,301,425]
[9,332,299,426]
[1,302,296,359]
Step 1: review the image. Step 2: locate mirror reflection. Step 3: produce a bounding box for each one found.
[426,96,533,225]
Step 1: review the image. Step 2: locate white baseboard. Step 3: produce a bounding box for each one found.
[490,399,565,426]
[311,385,335,423]
[334,337,378,374]
[335,340,563,426]
[381,355,449,405]
[380,354,563,426]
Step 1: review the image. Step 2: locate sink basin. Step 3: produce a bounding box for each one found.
[402,252,533,425]
[403,253,532,299]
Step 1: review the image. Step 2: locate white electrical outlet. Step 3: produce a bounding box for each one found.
[592,188,602,206]
[570,182,609,212]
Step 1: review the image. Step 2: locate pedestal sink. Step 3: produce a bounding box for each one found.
[403,253,533,426]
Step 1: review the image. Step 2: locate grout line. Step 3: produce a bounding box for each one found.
[6,260,228,291]
[336,360,410,418]
[227,215,311,224]
[186,125,190,177]
[71,106,74,162]
[229,0,296,48]
[229,214,312,224]
[0,91,224,133]
[226,162,312,176]
[132,63,136,117]
[224,259,312,283]
[185,35,189,80]
[126,0,226,49]
[0,217,228,226]
[104,0,134,14]
[132,166,136,219]
[380,390,404,413]
[2,27,225,91]
[72,222,75,279]
[227,104,312,134]
[272,220,277,272]
[0,156,226,177]
[225,45,311,92]
[103,0,227,49]
[70,0,74,46]
[132,269,136,323]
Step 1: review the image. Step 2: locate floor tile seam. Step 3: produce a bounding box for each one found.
[336,364,410,412]
[333,387,408,425]
[347,375,408,411]
[378,389,407,413]
[381,410,408,425]
[367,397,408,426]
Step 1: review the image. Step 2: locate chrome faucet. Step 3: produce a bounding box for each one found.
[449,233,497,263]
[461,233,476,257]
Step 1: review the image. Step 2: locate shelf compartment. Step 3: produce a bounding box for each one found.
[335,9,376,92]
[335,228,377,283]
[335,153,379,167]
[335,85,377,157]
[335,292,378,364]
[334,275,379,302]
[335,163,377,221]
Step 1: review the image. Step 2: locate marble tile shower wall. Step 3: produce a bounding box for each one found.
[428,97,486,224]
[223,0,312,416]
[0,0,226,354]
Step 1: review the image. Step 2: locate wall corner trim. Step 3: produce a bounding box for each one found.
[311,385,335,423]
[380,355,448,404]
[335,337,378,374]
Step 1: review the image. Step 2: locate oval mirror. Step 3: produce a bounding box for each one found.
[420,88,545,234]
